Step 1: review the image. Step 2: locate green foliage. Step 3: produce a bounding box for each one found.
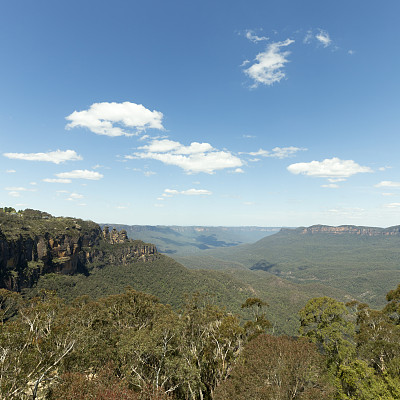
[214,334,334,400]
[0,208,99,240]
[299,297,355,368]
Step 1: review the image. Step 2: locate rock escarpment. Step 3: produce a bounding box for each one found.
[0,209,158,292]
[280,224,400,236]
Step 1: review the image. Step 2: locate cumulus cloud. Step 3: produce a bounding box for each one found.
[315,29,332,47]
[321,184,339,188]
[244,39,294,87]
[65,101,164,137]
[375,181,400,188]
[3,150,82,164]
[132,139,243,174]
[245,30,269,43]
[287,157,372,179]
[243,146,306,159]
[55,170,104,180]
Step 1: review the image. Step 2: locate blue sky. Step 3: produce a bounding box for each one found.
[1,0,400,227]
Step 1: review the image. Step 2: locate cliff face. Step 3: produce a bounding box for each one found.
[0,224,102,291]
[280,224,400,236]
[0,210,158,292]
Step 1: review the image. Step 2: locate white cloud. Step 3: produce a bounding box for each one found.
[65,101,164,137]
[385,203,400,209]
[6,169,16,173]
[133,139,243,174]
[245,30,269,43]
[382,193,395,196]
[303,30,313,44]
[5,186,35,192]
[162,188,212,197]
[43,178,72,183]
[315,29,332,47]
[55,170,104,180]
[139,139,213,155]
[375,181,400,188]
[243,146,306,159]
[348,50,355,55]
[234,168,244,173]
[328,178,346,183]
[69,193,84,199]
[287,157,372,179]
[3,150,82,164]
[244,39,294,87]
[321,184,339,188]
[67,193,84,201]
[8,191,20,197]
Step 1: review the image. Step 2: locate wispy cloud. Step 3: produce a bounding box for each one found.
[384,203,400,209]
[375,181,400,188]
[288,157,372,180]
[303,29,333,48]
[242,146,306,159]
[6,169,16,173]
[243,39,294,87]
[245,29,269,43]
[43,178,72,183]
[5,186,36,197]
[67,193,84,201]
[321,183,339,188]
[66,101,164,137]
[162,188,212,197]
[3,150,82,164]
[54,170,103,180]
[131,139,243,174]
[315,29,332,47]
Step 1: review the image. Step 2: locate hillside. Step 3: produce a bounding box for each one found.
[192,224,400,308]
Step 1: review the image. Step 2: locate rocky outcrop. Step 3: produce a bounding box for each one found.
[280,225,400,236]
[102,226,128,244]
[87,241,158,267]
[0,210,159,292]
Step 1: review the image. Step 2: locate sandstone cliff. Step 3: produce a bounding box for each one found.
[280,224,400,236]
[0,209,158,292]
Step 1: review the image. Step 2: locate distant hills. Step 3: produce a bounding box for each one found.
[100,224,281,254]
[188,224,400,309]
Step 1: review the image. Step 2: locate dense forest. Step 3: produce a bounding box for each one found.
[1,284,400,399]
[1,208,400,399]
